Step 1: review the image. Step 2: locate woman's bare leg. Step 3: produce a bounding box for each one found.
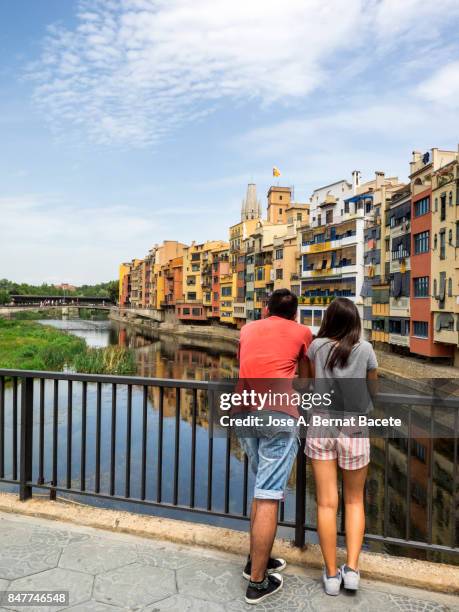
[342,465,368,569]
[311,459,339,576]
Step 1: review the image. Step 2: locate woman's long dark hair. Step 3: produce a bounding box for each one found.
[316,297,361,370]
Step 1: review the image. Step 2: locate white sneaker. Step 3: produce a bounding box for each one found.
[322,567,342,596]
[341,564,360,590]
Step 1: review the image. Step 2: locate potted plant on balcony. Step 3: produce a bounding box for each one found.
[310,296,315,305]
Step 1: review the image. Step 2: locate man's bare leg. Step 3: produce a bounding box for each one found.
[250,499,278,581]
[249,498,258,559]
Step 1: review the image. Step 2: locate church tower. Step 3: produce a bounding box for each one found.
[241,183,261,221]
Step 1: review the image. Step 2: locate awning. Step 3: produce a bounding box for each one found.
[360,280,372,297]
[345,193,374,203]
[392,273,402,298]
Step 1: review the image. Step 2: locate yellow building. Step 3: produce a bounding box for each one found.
[178,239,228,321]
[273,203,309,293]
[431,151,459,360]
[219,272,237,325]
[118,262,131,306]
[129,259,144,309]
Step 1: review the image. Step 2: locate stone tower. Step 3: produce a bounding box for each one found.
[241,183,261,221]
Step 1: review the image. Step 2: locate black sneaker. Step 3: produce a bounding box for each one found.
[243,556,287,580]
[245,573,283,605]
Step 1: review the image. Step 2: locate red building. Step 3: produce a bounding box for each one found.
[210,248,229,319]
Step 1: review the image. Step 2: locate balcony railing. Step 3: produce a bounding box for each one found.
[0,369,457,557]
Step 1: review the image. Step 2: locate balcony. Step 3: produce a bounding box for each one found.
[301,263,358,279]
[389,333,410,348]
[301,233,358,254]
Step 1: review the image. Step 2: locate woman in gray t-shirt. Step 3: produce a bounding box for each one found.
[305,298,378,596]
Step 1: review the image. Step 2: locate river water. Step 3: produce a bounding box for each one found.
[1,316,457,562]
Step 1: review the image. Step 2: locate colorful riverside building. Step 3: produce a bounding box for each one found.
[211,245,230,320]
[387,184,412,350]
[243,185,308,321]
[119,262,133,307]
[229,184,262,328]
[298,174,363,333]
[430,148,459,363]
[361,172,404,345]
[161,256,184,322]
[177,240,228,322]
[409,148,457,359]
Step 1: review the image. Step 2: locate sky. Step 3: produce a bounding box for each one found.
[1,0,459,285]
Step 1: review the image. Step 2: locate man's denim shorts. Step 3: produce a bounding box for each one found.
[237,413,299,500]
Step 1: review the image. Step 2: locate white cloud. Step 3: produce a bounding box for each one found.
[236,96,459,192]
[0,195,159,283]
[0,191,237,283]
[28,0,459,148]
[417,60,459,109]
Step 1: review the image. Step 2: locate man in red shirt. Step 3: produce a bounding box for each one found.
[238,289,312,605]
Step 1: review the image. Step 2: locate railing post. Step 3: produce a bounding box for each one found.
[294,438,306,548]
[20,377,34,501]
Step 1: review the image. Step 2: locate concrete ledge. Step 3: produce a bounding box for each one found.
[0,493,457,595]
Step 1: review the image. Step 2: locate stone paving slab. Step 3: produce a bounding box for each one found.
[0,511,456,611]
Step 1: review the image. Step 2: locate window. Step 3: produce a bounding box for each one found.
[300,309,312,326]
[297,213,302,221]
[256,268,264,281]
[187,292,196,300]
[413,277,429,297]
[440,194,446,221]
[213,292,218,300]
[317,214,322,225]
[440,229,446,259]
[414,196,429,217]
[326,210,333,224]
[434,197,438,212]
[275,269,283,280]
[192,308,201,316]
[414,231,429,254]
[191,263,200,271]
[182,308,190,315]
[413,321,428,338]
[449,192,453,206]
[448,278,453,297]
[449,229,453,244]
[275,248,283,260]
[221,286,232,296]
[434,234,437,249]
[279,208,283,214]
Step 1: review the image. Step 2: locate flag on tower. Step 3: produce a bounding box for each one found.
[272,167,281,177]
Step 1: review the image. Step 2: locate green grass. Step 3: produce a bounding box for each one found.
[0,319,135,375]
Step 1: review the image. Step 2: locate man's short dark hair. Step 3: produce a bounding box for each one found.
[267,289,298,319]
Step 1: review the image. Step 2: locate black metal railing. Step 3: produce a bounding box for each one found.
[0,369,457,560]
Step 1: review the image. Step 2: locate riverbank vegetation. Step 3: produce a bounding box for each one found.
[0,319,135,375]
